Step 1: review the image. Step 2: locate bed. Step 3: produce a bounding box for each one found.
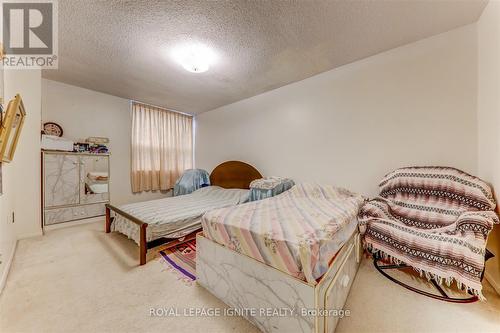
[105,161,262,265]
[197,183,365,333]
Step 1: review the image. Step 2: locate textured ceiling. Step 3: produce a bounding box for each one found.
[42,0,488,114]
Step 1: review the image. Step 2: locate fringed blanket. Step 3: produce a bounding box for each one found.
[358,166,499,300]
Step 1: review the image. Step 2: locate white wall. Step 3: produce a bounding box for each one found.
[478,1,500,197]
[0,69,42,291]
[196,25,478,197]
[41,79,168,206]
[477,0,500,294]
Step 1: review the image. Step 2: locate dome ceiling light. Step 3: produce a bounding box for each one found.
[171,43,216,73]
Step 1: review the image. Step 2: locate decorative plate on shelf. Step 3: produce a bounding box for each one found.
[43,122,63,137]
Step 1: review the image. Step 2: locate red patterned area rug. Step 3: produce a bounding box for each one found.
[158,240,197,285]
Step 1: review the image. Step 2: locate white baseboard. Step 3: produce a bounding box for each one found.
[17,229,43,240]
[485,271,500,296]
[0,240,17,295]
[43,216,104,232]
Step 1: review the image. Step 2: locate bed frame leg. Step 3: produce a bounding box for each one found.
[140,224,148,265]
[105,206,111,233]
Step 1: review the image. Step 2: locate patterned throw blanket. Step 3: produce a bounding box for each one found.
[358,167,499,299]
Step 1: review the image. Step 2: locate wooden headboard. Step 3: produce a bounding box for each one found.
[210,161,262,189]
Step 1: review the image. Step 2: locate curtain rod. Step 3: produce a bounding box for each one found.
[130,100,194,117]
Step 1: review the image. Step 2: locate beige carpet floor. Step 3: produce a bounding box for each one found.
[0,221,499,333]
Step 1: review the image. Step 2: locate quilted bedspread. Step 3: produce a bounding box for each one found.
[111,186,249,244]
[202,183,365,284]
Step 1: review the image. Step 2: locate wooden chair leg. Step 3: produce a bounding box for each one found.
[140,224,148,265]
[105,206,111,233]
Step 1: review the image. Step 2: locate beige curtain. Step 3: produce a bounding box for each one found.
[131,102,193,192]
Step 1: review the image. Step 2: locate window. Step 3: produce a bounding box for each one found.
[131,101,193,192]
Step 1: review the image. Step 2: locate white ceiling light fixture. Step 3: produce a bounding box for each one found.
[171,43,216,73]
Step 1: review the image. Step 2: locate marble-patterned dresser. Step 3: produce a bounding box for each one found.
[42,151,110,226]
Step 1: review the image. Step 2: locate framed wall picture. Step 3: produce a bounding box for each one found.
[0,42,3,105]
[0,94,26,162]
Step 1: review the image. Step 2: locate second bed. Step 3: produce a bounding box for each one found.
[105,160,262,265]
[197,183,366,333]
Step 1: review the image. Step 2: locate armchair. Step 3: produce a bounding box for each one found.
[359,166,499,301]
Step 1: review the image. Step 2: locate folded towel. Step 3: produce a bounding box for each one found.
[88,172,109,181]
[88,183,108,194]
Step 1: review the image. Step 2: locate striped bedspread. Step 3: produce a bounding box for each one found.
[202,183,365,284]
[359,166,499,299]
[111,186,250,244]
